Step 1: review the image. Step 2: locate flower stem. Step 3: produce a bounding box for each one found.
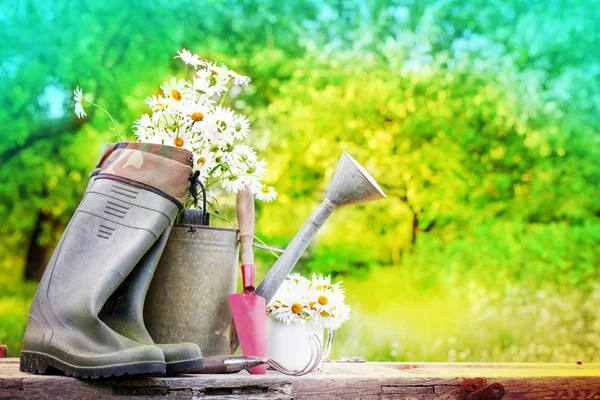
[85,101,124,141]
[218,79,234,107]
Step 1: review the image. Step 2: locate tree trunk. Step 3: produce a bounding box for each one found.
[411,211,418,246]
[24,211,52,281]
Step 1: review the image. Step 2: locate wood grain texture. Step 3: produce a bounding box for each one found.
[1,359,599,399]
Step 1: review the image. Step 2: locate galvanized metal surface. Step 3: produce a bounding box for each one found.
[144,225,239,357]
[255,152,386,304]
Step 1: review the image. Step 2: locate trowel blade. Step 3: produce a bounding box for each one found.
[228,292,267,374]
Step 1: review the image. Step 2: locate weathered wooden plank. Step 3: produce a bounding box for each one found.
[487,377,600,400]
[324,362,600,378]
[290,374,490,400]
[0,376,293,400]
[291,376,472,398]
[2,359,600,399]
[382,385,435,394]
[381,362,596,370]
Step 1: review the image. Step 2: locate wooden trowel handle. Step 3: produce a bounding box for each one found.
[237,185,255,266]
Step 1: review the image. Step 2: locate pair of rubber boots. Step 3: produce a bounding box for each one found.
[20,143,203,378]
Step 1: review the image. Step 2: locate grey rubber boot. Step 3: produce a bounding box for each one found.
[93,143,203,374]
[99,224,203,374]
[20,145,194,378]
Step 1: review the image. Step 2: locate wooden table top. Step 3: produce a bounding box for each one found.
[1,358,599,399]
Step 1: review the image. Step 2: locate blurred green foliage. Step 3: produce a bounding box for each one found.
[1,0,598,360]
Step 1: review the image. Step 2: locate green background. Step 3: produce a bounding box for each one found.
[1,0,599,362]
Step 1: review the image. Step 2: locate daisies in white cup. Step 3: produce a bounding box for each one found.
[72,49,277,205]
[267,273,351,331]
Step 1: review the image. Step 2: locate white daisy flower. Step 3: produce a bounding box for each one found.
[73,86,86,118]
[144,95,169,113]
[175,48,202,68]
[160,78,189,103]
[210,106,236,135]
[193,69,227,97]
[203,121,234,149]
[164,128,194,152]
[240,175,261,189]
[133,127,147,141]
[232,114,250,140]
[222,175,245,194]
[229,71,251,86]
[233,144,258,164]
[133,114,160,143]
[200,122,220,146]
[137,129,165,145]
[181,101,213,127]
[267,274,316,325]
[270,300,313,325]
[246,159,268,178]
[192,148,217,179]
[321,303,351,331]
[205,62,233,88]
[190,122,210,145]
[312,288,344,313]
[200,61,250,87]
[192,70,211,93]
[255,185,277,202]
[311,273,344,293]
[223,155,247,178]
[269,293,312,324]
[288,273,312,290]
[133,114,154,131]
[201,106,236,148]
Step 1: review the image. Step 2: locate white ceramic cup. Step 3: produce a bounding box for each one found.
[266,317,324,371]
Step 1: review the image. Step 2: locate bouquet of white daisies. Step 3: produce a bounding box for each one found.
[267,273,351,331]
[73,49,277,208]
[133,49,276,204]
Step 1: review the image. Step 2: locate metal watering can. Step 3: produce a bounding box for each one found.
[143,152,386,356]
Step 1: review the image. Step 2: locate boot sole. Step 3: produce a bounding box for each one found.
[20,351,166,379]
[166,357,204,375]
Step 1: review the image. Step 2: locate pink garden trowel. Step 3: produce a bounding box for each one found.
[228,185,267,374]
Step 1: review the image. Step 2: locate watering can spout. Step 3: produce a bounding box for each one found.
[327,151,386,206]
[255,152,386,304]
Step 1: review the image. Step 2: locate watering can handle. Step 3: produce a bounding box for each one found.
[237,185,255,266]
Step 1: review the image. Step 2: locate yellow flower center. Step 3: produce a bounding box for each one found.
[171,89,182,101]
[191,112,204,122]
[309,301,317,310]
[197,157,206,166]
[155,103,166,111]
[318,295,328,305]
[320,310,330,317]
[174,137,184,147]
[291,303,303,314]
[260,186,271,194]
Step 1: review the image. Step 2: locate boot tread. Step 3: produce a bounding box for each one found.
[20,351,165,379]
